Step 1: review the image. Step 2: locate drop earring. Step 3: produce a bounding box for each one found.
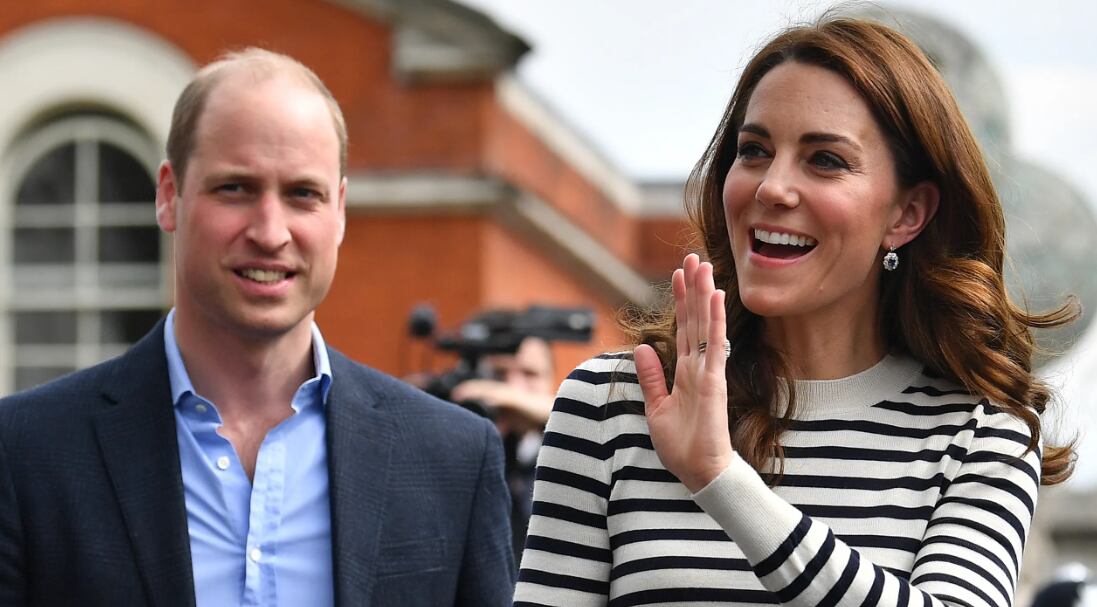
[883,246,899,272]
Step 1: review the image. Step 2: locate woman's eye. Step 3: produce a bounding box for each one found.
[736,142,768,159]
[810,151,849,171]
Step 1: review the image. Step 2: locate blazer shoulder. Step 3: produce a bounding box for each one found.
[327,348,494,435]
[0,320,168,438]
[0,358,118,420]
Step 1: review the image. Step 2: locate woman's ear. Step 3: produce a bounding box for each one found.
[885,180,940,248]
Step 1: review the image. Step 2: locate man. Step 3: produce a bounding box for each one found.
[0,49,514,606]
[450,337,555,558]
[1030,564,1097,607]
[451,336,556,434]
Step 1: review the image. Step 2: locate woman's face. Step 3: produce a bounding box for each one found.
[723,61,907,324]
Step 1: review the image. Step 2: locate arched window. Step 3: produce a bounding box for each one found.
[2,115,166,393]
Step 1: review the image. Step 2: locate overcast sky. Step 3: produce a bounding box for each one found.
[463,0,1097,203]
[460,0,1097,487]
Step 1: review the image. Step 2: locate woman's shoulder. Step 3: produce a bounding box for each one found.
[558,351,642,399]
[546,352,646,429]
[565,351,637,380]
[897,359,1036,444]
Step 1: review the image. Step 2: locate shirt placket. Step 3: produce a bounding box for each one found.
[242,432,287,606]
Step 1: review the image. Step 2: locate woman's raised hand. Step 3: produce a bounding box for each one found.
[633,254,733,493]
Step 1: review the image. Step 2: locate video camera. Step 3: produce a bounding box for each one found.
[408,304,595,416]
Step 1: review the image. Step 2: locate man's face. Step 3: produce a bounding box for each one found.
[156,75,346,341]
[483,338,554,396]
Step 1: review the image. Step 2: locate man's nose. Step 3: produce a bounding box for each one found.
[245,192,292,251]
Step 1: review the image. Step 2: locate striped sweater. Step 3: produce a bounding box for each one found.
[513,353,1040,607]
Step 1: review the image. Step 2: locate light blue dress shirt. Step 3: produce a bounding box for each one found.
[165,310,334,607]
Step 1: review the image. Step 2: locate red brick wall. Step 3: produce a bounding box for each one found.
[482,97,642,265]
[319,213,626,382]
[2,0,655,382]
[318,214,485,375]
[640,217,694,280]
[481,222,629,383]
[0,0,490,172]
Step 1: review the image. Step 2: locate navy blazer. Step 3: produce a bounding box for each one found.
[0,321,515,606]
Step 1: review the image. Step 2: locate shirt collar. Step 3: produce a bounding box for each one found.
[164,308,334,408]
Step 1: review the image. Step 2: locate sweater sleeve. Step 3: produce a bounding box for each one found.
[692,404,1040,607]
[513,357,617,607]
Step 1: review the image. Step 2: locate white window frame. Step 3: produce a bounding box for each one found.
[4,115,165,391]
[0,17,194,394]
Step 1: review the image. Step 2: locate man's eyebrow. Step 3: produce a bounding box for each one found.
[202,171,255,185]
[288,174,327,185]
[287,176,330,190]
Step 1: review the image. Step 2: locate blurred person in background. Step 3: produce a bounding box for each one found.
[1031,564,1097,607]
[0,48,513,606]
[452,336,555,559]
[514,13,1077,607]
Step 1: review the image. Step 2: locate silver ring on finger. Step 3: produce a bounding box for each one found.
[697,341,708,354]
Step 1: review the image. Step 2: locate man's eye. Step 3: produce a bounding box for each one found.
[811,151,849,171]
[292,188,321,200]
[217,183,245,194]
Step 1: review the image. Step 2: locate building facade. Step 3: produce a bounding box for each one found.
[0,0,690,394]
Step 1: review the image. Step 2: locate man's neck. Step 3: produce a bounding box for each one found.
[172,310,316,421]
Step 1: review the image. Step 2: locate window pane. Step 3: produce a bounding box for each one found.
[12,265,77,290]
[14,227,75,263]
[98,203,156,226]
[98,227,160,263]
[16,144,76,205]
[100,309,161,343]
[98,143,154,204]
[14,311,77,344]
[15,367,75,391]
[97,264,161,289]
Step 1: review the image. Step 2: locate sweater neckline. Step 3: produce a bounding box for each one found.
[779,354,924,418]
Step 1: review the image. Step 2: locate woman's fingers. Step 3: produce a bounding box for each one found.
[705,289,728,374]
[674,254,723,364]
[695,262,713,350]
[634,344,669,414]
[682,254,699,356]
[672,268,688,359]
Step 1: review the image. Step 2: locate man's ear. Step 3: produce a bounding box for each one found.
[156,160,179,233]
[336,176,347,246]
[885,180,939,248]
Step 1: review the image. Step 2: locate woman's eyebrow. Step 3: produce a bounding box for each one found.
[739,123,769,138]
[801,132,863,153]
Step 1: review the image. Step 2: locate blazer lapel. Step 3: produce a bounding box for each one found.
[93,321,195,607]
[326,350,396,607]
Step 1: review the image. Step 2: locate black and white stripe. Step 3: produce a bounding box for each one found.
[514,354,1040,606]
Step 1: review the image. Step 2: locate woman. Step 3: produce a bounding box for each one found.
[513,15,1076,607]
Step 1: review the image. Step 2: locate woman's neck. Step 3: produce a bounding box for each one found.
[764,309,886,381]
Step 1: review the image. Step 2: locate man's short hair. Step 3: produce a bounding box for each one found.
[166,47,348,189]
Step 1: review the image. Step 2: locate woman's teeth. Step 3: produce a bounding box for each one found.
[754,229,816,247]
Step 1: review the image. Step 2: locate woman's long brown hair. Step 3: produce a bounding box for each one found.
[623,15,1078,484]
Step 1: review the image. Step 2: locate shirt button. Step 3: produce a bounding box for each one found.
[216,456,231,470]
[249,547,263,563]
[195,403,208,414]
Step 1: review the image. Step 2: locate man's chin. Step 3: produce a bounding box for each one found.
[221,309,315,341]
